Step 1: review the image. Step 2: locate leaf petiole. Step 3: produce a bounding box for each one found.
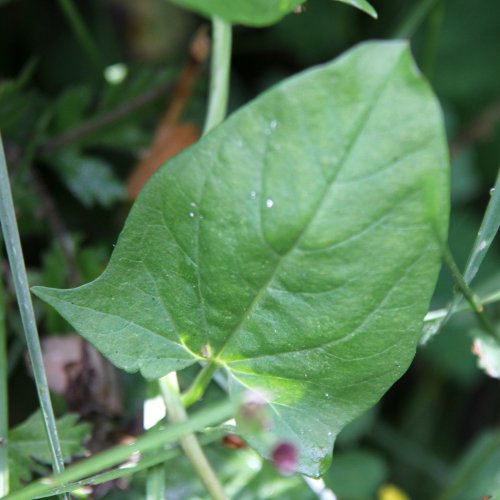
[181,362,218,408]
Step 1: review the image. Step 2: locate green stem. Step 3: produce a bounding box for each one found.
[56,0,105,73]
[0,255,8,496]
[145,465,165,500]
[181,362,218,408]
[392,0,440,39]
[442,246,499,340]
[159,373,228,500]
[0,135,69,499]
[425,287,500,323]
[203,16,232,135]
[5,399,235,500]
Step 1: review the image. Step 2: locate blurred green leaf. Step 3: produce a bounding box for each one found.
[324,450,389,499]
[8,411,90,490]
[440,430,500,500]
[52,86,92,133]
[50,149,126,207]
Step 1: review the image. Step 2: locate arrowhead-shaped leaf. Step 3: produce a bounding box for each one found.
[33,41,449,476]
[169,0,377,27]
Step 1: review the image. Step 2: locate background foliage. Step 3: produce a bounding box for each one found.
[1,0,499,498]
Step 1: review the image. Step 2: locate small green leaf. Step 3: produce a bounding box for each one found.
[34,41,449,476]
[8,411,90,490]
[50,149,126,208]
[168,0,376,27]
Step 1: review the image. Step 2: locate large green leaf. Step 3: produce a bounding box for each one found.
[168,0,376,27]
[33,41,449,476]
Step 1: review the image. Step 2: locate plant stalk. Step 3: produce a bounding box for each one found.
[181,362,218,408]
[203,16,232,135]
[145,465,165,500]
[442,246,499,340]
[0,254,8,496]
[159,372,228,500]
[0,135,69,499]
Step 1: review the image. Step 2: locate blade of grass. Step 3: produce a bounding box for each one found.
[423,172,500,342]
[444,171,500,330]
[5,399,235,500]
[0,135,70,500]
[33,427,229,498]
[462,170,500,285]
[0,251,8,496]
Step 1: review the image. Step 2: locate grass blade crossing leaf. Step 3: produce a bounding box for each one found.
[34,41,449,476]
[8,411,90,490]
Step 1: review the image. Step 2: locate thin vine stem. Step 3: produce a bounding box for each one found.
[0,135,69,500]
[442,246,499,340]
[56,0,105,73]
[203,16,232,135]
[159,372,228,500]
[0,255,8,496]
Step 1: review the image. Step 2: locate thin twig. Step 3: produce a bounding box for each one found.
[39,81,176,155]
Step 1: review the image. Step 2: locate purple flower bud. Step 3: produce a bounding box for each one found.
[271,442,297,475]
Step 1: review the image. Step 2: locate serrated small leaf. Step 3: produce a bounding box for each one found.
[50,149,126,208]
[8,411,90,489]
[34,41,449,476]
[168,0,376,27]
